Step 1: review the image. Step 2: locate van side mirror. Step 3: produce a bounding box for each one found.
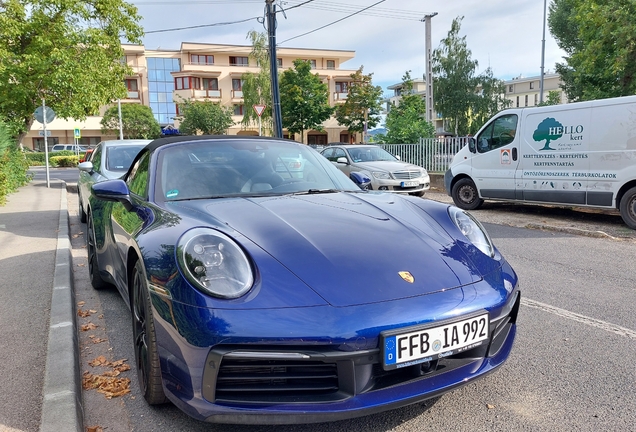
[468,137,477,154]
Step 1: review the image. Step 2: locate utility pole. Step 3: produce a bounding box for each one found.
[266,0,283,138]
[539,0,547,104]
[422,12,437,125]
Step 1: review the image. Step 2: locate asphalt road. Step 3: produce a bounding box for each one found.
[66,190,636,432]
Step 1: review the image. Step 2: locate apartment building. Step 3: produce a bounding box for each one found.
[25,42,361,150]
[384,79,445,135]
[504,73,566,108]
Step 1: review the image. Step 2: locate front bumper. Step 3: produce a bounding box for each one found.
[151,273,520,424]
[371,174,431,194]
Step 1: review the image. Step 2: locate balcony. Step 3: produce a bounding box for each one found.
[232,90,243,99]
[334,92,348,101]
[127,91,139,99]
[194,89,221,99]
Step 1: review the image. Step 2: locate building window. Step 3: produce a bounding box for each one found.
[327,60,335,70]
[277,58,283,68]
[175,77,191,90]
[529,81,534,89]
[233,104,244,115]
[508,85,514,93]
[534,94,538,105]
[335,82,349,93]
[203,78,218,90]
[525,95,528,106]
[232,79,242,91]
[310,60,316,69]
[190,54,214,65]
[230,56,249,66]
[147,57,180,125]
[516,96,519,107]
[125,79,138,91]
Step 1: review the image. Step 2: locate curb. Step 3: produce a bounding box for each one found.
[39,182,83,432]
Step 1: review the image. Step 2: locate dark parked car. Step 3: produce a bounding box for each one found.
[77,139,150,223]
[87,135,519,424]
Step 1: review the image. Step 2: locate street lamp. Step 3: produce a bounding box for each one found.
[422,12,438,124]
[539,0,547,104]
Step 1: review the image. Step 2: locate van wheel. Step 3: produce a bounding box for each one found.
[451,178,483,210]
[619,187,636,229]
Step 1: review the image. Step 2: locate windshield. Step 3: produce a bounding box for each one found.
[106,145,146,172]
[347,146,397,163]
[155,139,362,201]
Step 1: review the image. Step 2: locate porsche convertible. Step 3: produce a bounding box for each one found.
[87,135,520,424]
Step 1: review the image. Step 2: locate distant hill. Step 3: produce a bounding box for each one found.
[367,128,386,136]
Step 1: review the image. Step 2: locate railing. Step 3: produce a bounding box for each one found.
[379,137,470,173]
[193,89,221,99]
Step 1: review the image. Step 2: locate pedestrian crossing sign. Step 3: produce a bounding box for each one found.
[74,128,81,139]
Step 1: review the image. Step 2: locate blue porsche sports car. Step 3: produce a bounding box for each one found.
[87,135,520,424]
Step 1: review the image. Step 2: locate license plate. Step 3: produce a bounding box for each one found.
[401,181,419,187]
[381,313,489,370]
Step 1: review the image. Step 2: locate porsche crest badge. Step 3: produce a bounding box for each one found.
[398,271,414,283]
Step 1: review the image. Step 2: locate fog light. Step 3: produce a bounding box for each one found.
[379,186,389,190]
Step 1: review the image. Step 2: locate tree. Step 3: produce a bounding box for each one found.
[101,104,162,139]
[240,31,273,135]
[537,90,562,107]
[0,0,143,143]
[471,67,511,134]
[432,16,479,136]
[549,0,636,101]
[381,72,435,144]
[175,99,234,135]
[533,117,563,150]
[334,67,383,141]
[279,59,333,142]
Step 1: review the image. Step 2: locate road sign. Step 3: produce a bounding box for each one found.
[253,104,266,117]
[34,106,56,124]
[74,128,81,139]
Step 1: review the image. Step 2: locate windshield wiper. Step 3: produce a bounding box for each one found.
[292,189,340,195]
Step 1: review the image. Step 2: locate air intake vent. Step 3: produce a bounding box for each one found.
[215,359,339,403]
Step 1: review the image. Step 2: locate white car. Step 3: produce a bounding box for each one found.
[321,144,430,196]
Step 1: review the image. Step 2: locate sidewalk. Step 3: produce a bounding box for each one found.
[0,180,82,432]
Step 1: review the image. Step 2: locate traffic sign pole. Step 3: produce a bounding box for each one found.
[42,99,50,188]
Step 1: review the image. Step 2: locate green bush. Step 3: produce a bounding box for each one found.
[25,152,46,165]
[0,123,32,205]
[50,155,79,167]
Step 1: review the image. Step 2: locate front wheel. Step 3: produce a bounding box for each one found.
[451,178,484,210]
[131,260,168,405]
[409,191,426,197]
[619,187,636,229]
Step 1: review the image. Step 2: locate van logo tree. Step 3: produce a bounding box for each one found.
[533,117,563,151]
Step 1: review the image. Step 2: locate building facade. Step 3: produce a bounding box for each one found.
[503,73,566,108]
[25,43,362,150]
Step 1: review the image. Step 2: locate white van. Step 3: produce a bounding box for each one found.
[444,95,636,229]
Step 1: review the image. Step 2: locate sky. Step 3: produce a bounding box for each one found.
[131,0,565,95]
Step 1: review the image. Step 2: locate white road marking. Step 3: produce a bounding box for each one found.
[522,298,636,340]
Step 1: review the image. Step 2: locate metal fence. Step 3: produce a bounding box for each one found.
[379,137,470,173]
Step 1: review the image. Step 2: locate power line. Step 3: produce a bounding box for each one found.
[145,17,259,34]
[278,0,387,45]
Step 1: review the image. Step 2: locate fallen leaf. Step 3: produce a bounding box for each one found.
[77,263,86,267]
[89,309,97,314]
[81,323,98,331]
[78,309,91,318]
[82,372,131,399]
[487,404,496,409]
[89,356,109,367]
[77,301,85,306]
[86,426,103,432]
[92,338,107,344]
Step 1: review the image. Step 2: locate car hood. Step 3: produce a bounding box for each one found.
[352,160,424,174]
[178,193,482,307]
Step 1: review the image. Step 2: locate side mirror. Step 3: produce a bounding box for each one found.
[350,172,371,190]
[92,179,134,211]
[78,161,94,173]
[468,137,477,154]
[336,156,349,165]
[395,154,401,160]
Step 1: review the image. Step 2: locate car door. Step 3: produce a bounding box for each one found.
[471,114,520,199]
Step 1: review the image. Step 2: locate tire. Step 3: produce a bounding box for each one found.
[409,191,426,197]
[87,215,109,290]
[619,186,636,229]
[131,260,168,405]
[451,178,484,210]
[78,192,87,223]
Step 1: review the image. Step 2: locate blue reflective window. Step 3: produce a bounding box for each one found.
[147,57,156,69]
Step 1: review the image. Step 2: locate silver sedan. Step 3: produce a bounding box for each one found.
[320,144,430,196]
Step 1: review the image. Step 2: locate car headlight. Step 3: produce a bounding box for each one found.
[372,171,391,179]
[448,206,495,257]
[177,228,254,298]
